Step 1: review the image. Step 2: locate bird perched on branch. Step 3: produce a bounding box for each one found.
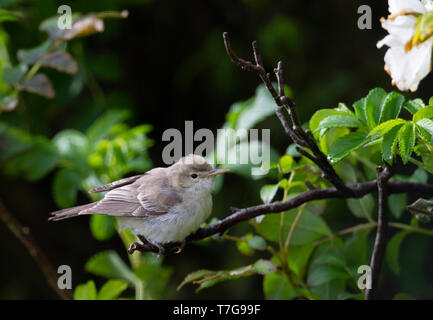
[49,154,229,255]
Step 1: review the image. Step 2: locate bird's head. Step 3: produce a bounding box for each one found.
[169,154,229,194]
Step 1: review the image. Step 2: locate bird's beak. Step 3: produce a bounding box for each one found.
[207,168,230,178]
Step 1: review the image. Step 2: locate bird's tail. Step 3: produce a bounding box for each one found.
[49,202,99,221]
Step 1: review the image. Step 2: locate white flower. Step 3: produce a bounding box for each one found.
[377,0,433,92]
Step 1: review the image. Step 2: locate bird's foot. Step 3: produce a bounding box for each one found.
[128,242,146,254]
[174,241,185,254]
[151,243,166,259]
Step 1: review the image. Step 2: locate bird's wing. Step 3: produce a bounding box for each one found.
[81,169,181,217]
[136,168,182,216]
[88,174,143,193]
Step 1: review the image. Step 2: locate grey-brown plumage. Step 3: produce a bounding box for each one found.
[49,154,229,253]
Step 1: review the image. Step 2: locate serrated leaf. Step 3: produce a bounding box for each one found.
[386,230,411,275]
[369,119,407,138]
[310,109,351,137]
[404,98,425,115]
[380,92,405,123]
[19,73,55,98]
[398,122,416,164]
[417,118,433,143]
[279,154,295,172]
[365,88,387,128]
[414,106,433,123]
[86,110,130,145]
[382,124,404,163]
[327,131,368,163]
[315,115,362,131]
[353,97,367,124]
[97,280,128,300]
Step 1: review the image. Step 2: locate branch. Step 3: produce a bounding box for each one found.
[222,32,353,196]
[128,179,433,254]
[366,166,393,300]
[0,200,72,300]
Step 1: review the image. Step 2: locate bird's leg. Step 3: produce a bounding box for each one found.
[174,241,185,254]
[138,234,149,244]
[146,239,165,258]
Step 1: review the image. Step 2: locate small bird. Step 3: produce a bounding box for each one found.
[49,154,229,255]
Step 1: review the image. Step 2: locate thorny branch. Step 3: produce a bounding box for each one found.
[0,200,72,300]
[366,166,393,300]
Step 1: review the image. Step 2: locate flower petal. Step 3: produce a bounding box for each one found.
[389,0,427,14]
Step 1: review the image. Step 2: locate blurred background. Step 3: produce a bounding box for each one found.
[1,0,433,299]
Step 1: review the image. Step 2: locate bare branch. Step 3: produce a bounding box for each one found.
[0,200,72,300]
[128,179,433,254]
[222,32,353,196]
[366,165,393,300]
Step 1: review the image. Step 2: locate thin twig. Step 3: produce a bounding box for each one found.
[366,165,393,300]
[222,32,353,196]
[0,200,72,300]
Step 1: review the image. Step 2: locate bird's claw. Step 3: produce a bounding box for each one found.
[174,241,185,254]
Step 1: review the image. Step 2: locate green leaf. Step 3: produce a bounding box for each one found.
[388,194,407,220]
[225,84,276,130]
[247,236,267,250]
[97,280,128,300]
[279,154,295,172]
[386,231,411,275]
[53,129,89,165]
[2,64,28,84]
[365,88,387,128]
[178,260,276,292]
[74,280,97,300]
[398,122,416,164]
[287,243,314,276]
[86,110,131,145]
[263,272,293,300]
[307,265,350,287]
[260,183,280,203]
[17,40,52,64]
[4,139,59,181]
[347,194,374,220]
[0,9,24,22]
[369,119,406,138]
[327,131,368,164]
[315,115,362,131]
[257,209,331,245]
[310,109,351,136]
[344,229,371,267]
[353,97,367,124]
[405,99,425,115]
[414,106,433,123]
[90,215,117,241]
[380,92,405,123]
[417,118,433,143]
[382,124,404,163]
[85,250,138,285]
[53,168,84,208]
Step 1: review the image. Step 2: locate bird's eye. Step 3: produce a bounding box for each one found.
[190,173,198,179]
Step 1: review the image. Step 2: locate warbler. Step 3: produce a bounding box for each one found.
[49,154,229,254]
